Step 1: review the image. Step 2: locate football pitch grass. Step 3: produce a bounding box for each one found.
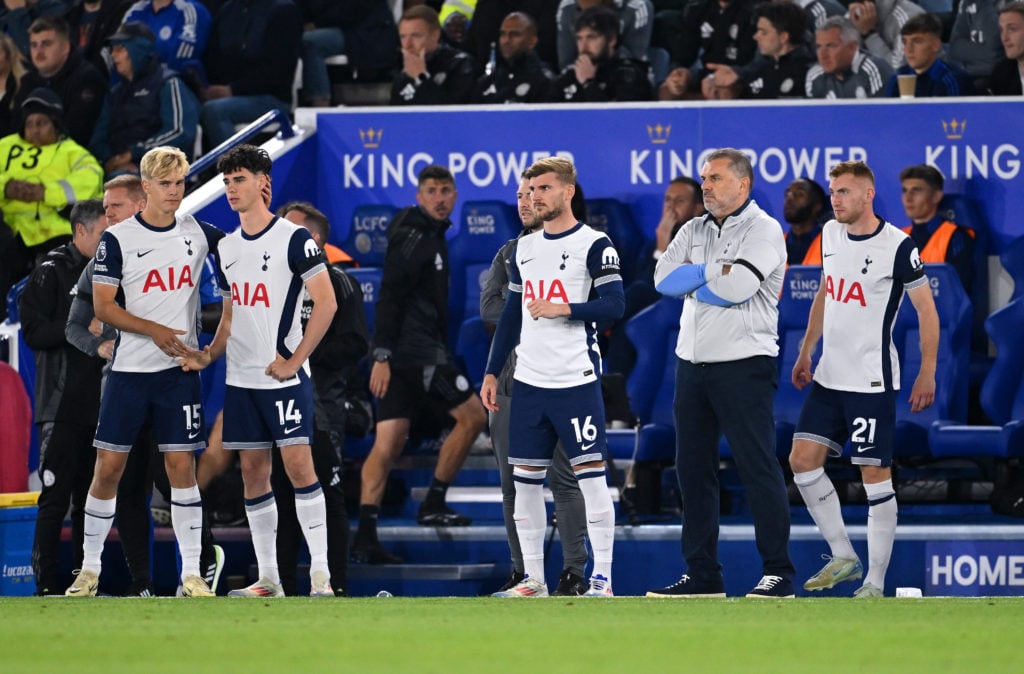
[2,596,1022,673]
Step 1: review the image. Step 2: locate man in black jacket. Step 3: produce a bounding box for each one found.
[271,200,369,595]
[550,5,652,102]
[351,165,488,564]
[16,15,107,147]
[390,5,476,105]
[19,199,108,596]
[472,11,556,103]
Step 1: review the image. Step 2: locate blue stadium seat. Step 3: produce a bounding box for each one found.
[447,200,519,348]
[605,297,682,463]
[1000,235,1024,302]
[937,193,989,362]
[929,298,1024,459]
[347,267,383,336]
[774,265,820,457]
[338,204,398,268]
[6,276,29,324]
[585,198,646,286]
[892,263,972,457]
[647,47,670,87]
[454,316,490,391]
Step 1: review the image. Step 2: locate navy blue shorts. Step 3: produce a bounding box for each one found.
[222,379,314,450]
[793,382,896,467]
[94,368,205,453]
[508,379,606,467]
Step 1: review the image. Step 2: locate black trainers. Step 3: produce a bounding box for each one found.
[125,578,156,597]
[745,575,795,598]
[551,569,588,596]
[416,503,472,527]
[492,570,526,595]
[350,541,404,565]
[645,574,726,598]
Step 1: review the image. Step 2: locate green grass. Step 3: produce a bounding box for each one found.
[2,597,1023,673]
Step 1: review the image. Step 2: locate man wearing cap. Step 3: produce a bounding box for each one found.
[89,22,201,176]
[0,87,104,320]
[16,15,107,147]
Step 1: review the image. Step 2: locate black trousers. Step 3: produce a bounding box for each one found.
[271,429,349,595]
[32,421,95,593]
[674,356,794,583]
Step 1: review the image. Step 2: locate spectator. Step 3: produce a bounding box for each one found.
[0,0,66,57]
[899,164,976,293]
[0,32,26,137]
[440,0,475,48]
[270,200,369,597]
[390,5,476,105]
[350,165,488,565]
[550,5,652,102]
[480,172,590,597]
[16,16,107,147]
[464,0,559,73]
[703,1,814,100]
[295,0,399,107]
[990,1,1024,95]
[89,22,200,176]
[121,0,211,83]
[647,148,795,599]
[948,0,1003,89]
[792,0,846,37]
[20,198,108,596]
[472,10,556,103]
[65,0,135,74]
[202,0,301,148]
[555,0,653,70]
[783,177,827,265]
[605,176,704,378]
[884,13,975,97]
[658,0,757,100]
[0,87,103,320]
[847,0,925,71]
[805,16,893,98]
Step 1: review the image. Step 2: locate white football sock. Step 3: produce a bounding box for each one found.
[794,467,857,560]
[170,485,204,580]
[294,482,329,577]
[512,467,547,584]
[245,492,280,584]
[82,494,116,574]
[576,466,615,583]
[864,479,897,589]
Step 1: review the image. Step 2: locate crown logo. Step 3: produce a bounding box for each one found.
[647,124,671,144]
[941,119,966,140]
[359,128,383,148]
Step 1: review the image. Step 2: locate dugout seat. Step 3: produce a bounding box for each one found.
[929,297,1024,459]
[338,204,398,268]
[605,297,682,464]
[454,316,490,391]
[1000,235,1024,302]
[892,263,972,458]
[774,265,820,457]
[585,198,646,286]
[6,276,28,324]
[347,267,383,336]
[447,200,518,349]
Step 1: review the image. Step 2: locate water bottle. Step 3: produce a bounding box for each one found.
[485,42,496,77]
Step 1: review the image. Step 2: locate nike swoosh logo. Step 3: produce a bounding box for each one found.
[188,431,200,439]
[190,525,202,530]
[308,523,324,529]
[581,442,595,451]
[520,258,534,264]
[283,426,301,435]
[857,446,874,453]
[225,260,238,269]
[823,253,836,258]
[137,250,155,257]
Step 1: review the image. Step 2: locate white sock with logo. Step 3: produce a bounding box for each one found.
[512,467,547,584]
[294,482,329,577]
[793,468,857,561]
[170,486,203,580]
[864,479,897,589]
[576,466,615,583]
[245,492,280,585]
[82,494,116,574]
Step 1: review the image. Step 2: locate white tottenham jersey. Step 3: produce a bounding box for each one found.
[814,218,927,393]
[216,217,327,389]
[508,223,621,388]
[94,214,223,373]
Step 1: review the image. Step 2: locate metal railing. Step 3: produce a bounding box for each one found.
[187,109,296,180]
